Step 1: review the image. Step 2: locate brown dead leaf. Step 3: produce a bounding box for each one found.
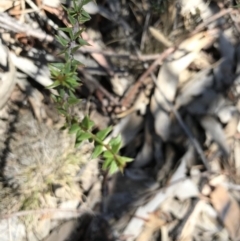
[210,185,240,240]
[136,212,166,241]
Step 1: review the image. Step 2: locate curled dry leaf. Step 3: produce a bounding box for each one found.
[175,68,213,109]
[151,31,215,140]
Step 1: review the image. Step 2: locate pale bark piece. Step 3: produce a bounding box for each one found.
[51,200,81,220]
[0,0,19,12]
[79,159,99,192]
[181,0,220,28]
[83,1,99,14]
[210,185,240,240]
[43,0,61,8]
[224,114,239,139]
[0,41,16,109]
[0,217,25,241]
[9,52,53,87]
[200,116,229,156]
[218,106,237,125]
[0,12,54,42]
[43,220,77,241]
[33,218,51,240]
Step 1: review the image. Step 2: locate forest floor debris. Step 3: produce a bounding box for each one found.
[1,0,240,240]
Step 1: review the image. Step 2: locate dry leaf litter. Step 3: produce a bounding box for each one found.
[1,0,240,241]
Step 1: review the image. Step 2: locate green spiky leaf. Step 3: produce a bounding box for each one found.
[96,126,112,141]
[92,145,104,159]
[102,158,112,170]
[78,38,91,46]
[69,123,80,134]
[68,97,80,105]
[109,161,118,174]
[46,81,61,89]
[56,35,69,46]
[109,135,122,153]
[81,116,94,130]
[118,156,134,164]
[103,150,114,159]
[77,132,92,142]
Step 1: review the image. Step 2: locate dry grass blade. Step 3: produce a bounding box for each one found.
[149,27,173,47]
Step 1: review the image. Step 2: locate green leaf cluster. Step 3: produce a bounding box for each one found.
[48,0,133,174]
[68,120,133,174]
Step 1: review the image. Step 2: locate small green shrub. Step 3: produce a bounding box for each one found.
[48,0,133,174]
